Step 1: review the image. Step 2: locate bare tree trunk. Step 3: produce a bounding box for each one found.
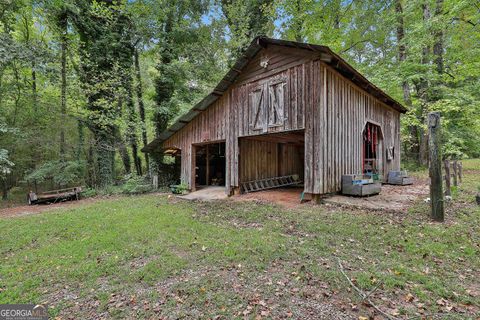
[396,0,419,160]
[31,62,37,112]
[433,0,444,74]
[418,2,431,166]
[59,13,68,159]
[134,48,149,171]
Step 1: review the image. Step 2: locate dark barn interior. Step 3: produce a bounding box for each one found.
[195,142,226,187]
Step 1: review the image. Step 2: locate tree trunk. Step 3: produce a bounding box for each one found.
[396,0,419,160]
[417,2,431,166]
[95,131,115,188]
[31,62,37,112]
[117,133,131,175]
[134,48,149,171]
[125,74,142,176]
[87,140,96,186]
[76,120,84,161]
[2,177,8,200]
[59,12,68,159]
[151,17,174,176]
[433,0,444,75]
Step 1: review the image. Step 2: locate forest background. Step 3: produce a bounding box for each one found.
[0,0,478,198]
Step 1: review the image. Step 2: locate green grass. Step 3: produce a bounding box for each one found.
[1,159,479,319]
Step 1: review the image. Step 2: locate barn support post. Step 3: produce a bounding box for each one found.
[312,194,322,204]
[190,144,196,192]
[205,145,210,186]
[428,112,444,222]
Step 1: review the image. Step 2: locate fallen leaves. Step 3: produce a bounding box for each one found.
[405,293,415,302]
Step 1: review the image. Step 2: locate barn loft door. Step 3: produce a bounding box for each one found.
[250,78,287,132]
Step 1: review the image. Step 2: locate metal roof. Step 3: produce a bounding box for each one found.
[142,37,406,152]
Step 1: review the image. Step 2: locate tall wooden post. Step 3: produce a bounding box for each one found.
[452,160,458,187]
[206,145,210,185]
[458,162,462,184]
[428,112,444,222]
[444,159,451,197]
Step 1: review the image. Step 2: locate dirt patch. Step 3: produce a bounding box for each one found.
[235,187,305,209]
[324,178,429,213]
[0,197,99,218]
[178,186,228,201]
[234,179,430,213]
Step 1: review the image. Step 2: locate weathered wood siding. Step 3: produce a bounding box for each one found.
[163,45,402,194]
[163,95,228,188]
[304,63,401,194]
[239,140,303,182]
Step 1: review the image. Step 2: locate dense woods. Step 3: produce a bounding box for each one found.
[1,0,479,199]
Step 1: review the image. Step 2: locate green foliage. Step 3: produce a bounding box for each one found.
[121,175,153,194]
[0,149,14,175]
[80,187,97,198]
[171,181,189,194]
[25,160,85,187]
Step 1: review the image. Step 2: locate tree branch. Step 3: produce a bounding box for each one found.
[341,39,372,53]
[337,258,399,320]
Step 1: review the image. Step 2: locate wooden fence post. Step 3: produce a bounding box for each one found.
[444,159,451,197]
[428,112,444,222]
[458,162,462,184]
[452,160,458,187]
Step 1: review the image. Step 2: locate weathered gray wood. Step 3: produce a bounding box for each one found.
[452,160,458,187]
[444,159,451,196]
[428,112,444,222]
[160,47,403,195]
[458,161,462,184]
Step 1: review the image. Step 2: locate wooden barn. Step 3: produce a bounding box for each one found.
[143,37,406,198]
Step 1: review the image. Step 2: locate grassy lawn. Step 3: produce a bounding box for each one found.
[0,160,479,319]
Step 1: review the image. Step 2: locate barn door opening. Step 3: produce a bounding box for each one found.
[238,130,304,193]
[362,122,383,176]
[195,142,226,187]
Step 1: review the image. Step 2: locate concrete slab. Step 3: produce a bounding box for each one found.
[178,186,228,201]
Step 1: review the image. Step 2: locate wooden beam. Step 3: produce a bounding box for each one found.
[206,145,210,186]
[428,112,444,222]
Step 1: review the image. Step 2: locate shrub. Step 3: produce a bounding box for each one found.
[81,188,97,198]
[121,175,153,194]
